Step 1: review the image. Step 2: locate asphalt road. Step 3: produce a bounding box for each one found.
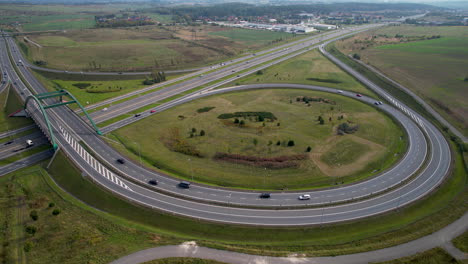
[0,149,53,176]
[0,131,48,160]
[0,23,452,226]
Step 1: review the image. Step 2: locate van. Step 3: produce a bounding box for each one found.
[178,181,191,189]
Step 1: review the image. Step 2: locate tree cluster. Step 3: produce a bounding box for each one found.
[218,111,277,121]
[337,122,359,135]
[144,71,167,85]
[213,152,307,169]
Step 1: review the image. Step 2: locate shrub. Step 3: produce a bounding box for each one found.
[306,146,312,152]
[72,83,91,89]
[287,140,295,147]
[353,53,361,60]
[337,123,359,135]
[52,209,61,216]
[200,130,205,136]
[25,226,37,235]
[48,202,55,208]
[197,106,215,113]
[29,210,38,221]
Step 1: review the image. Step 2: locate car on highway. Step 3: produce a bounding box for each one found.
[117,158,125,164]
[298,194,311,200]
[259,193,271,199]
[337,90,343,93]
[356,94,362,97]
[378,101,383,105]
[134,113,141,117]
[148,179,158,185]
[150,109,156,113]
[26,139,33,147]
[178,181,191,189]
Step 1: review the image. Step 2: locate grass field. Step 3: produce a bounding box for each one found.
[209,28,293,46]
[110,89,405,190]
[20,25,298,72]
[0,165,179,264]
[47,138,467,258]
[232,49,372,95]
[335,25,468,137]
[452,231,468,253]
[0,86,33,133]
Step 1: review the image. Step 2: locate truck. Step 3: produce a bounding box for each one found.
[26,140,33,147]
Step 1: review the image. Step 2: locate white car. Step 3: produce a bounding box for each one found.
[337,90,343,93]
[298,194,311,200]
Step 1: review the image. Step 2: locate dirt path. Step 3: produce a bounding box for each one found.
[23,37,42,48]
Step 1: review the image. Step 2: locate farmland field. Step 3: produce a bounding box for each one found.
[110,89,406,190]
[20,25,299,72]
[336,25,468,136]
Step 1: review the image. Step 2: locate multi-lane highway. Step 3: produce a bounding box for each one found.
[0,23,452,225]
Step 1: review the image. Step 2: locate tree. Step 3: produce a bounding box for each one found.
[253,138,258,146]
[49,202,55,208]
[234,118,239,124]
[25,226,37,236]
[30,210,38,221]
[320,119,325,125]
[276,141,281,146]
[306,146,312,152]
[52,209,61,216]
[256,70,264,75]
[258,116,264,122]
[239,120,245,126]
[353,53,361,60]
[277,122,280,126]
[192,128,197,133]
[200,130,205,136]
[287,140,295,147]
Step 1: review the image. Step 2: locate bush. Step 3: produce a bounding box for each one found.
[306,146,312,152]
[353,53,361,60]
[25,226,37,235]
[287,140,295,147]
[48,202,55,208]
[52,209,61,216]
[29,210,38,221]
[200,130,205,136]
[197,106,215,113]
[72,83,91,89]
[337,123,359,135]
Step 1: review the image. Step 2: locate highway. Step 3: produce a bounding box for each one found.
[0,131,48,160]
[0,23,452,225]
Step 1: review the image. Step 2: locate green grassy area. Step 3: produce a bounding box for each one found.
[143,259,227,264]
[321,138,370,166]
[335,25,468,137]
[373,248,462,264]
[232,49,372,95]
[209,28,293,46]
[22,14,96,32]
[110,89,405,190]
[0,164,179,264]
[452,231,468,253]
[47,137,467,257]
[0,86,33,133]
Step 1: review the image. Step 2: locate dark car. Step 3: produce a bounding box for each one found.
[178,181,191,188]
[259,193,271,199]
[134,113,141,117]
[356,94,362,97]
[117,158,125,164]
[148,179,158,185]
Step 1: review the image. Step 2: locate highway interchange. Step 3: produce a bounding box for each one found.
[0,24,452,225]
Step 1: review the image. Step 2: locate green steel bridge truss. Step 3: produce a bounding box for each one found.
[24,89,102,150]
